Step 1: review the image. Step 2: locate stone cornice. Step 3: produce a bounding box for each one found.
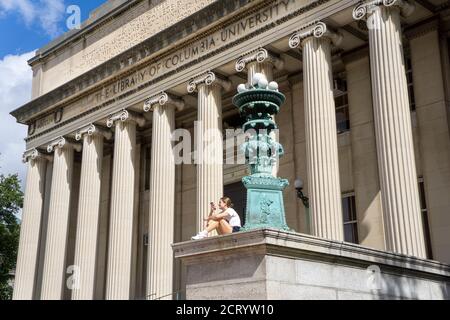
[74,124,112,141]
[29,0,142,66]
[11,0,258,124]
[288,21,343,48]
[19,0,351,148]
[172,228,450,278]
[187,71,232,93]
[235,47,284,72]
[143,92,185,112]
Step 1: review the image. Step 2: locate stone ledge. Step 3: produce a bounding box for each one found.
[173,228,450,278]
[173,229,450,300]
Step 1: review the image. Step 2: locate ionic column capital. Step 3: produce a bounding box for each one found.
[22,149,52,163]
[289,21,343,49]
[235,48,284,72]
[106,109,146,128]
[187,71,232,93]
[47,136,82,153]
[75,124,112,141]
[352,0,415,20]
[143,92,185,112]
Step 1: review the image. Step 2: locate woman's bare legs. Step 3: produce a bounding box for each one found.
[205,219,232,235]
[206,220,220,233]
[218,219,232,234]
[192,219,232,239]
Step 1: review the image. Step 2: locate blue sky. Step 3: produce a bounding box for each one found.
[0,0,106,56]
[0,0,107,187]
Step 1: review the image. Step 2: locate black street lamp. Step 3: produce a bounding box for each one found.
[294,178,309,209]
[295,178,311,234]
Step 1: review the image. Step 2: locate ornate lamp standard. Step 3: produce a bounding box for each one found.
[233,73,290,231]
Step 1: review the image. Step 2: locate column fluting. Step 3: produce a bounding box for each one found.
[290,22,344,241]
[144,93,180,300]
[188,72,230,233]
[13,150,48,300]
[71,125,110,300]
[354,1,426,257]
[105,110,143,300]
[41,137,79,300]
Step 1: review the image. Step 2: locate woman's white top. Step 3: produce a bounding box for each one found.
[225,208,241,227]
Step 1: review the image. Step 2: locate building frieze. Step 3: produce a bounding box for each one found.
[11,0,259,124]
[20,0,347,148]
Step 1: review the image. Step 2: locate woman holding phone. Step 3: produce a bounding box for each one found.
[191,196,241,240]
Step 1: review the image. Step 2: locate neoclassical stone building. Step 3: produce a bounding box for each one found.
[10,0,450,300]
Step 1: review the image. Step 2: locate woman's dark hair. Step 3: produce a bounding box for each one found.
[220,196,233,208]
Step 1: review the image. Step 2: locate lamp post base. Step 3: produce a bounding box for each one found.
[242,175,290,231]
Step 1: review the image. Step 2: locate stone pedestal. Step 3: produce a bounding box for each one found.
[242,176,289,230]
[173,229,450,300]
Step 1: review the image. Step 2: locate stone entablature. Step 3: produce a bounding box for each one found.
[14,0,351,150]
[35,0,218,94]
[12,0,257,124]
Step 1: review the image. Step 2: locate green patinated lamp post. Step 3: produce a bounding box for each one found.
[233,73,290,231]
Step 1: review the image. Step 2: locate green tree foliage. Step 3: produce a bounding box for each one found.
[0,174,23,300]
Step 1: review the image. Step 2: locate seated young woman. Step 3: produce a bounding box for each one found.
[191,196,241,240]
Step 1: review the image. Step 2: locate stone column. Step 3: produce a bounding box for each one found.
[188,72,231,233]
[353,0,426,258]
[143,92,184,300]
[105,109,145,300]
[13,150,49,300]
[40,137,81,300]
[71,125,111,300]
[236,48,284,177]
[289,22,344,241]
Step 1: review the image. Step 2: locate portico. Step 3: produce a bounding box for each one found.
[11,0,450,300]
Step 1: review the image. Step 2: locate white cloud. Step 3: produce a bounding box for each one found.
[0,0,65,37]
[0,50,35,188]
[38,0,65,37]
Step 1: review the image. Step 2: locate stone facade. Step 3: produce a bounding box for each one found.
[173,229,450,300]
[10,0,450,300]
